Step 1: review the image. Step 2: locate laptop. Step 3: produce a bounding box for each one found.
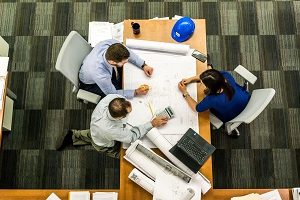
[169,128,216,173]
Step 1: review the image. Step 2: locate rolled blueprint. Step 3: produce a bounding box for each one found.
[126,39,190,55]
[128,168,155,194]
[125,140,202,200]
[146,128,212,194]
[125,141,165,180]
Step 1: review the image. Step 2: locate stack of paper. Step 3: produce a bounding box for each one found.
[69,191,90,200]
[231,190,283,200]
[88,21,124,47]
[231,193,262,200]
[260,190,282,200]
[0,57,9,76]
[92,192,118,200]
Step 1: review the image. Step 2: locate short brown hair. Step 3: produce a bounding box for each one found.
[108,98,131,118]
[105,43,130,62]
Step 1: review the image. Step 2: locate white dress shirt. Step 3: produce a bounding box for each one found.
[90,94,153,147]
[79,39,145,99]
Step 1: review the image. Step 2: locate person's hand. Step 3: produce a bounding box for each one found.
[178,81,187,94]
[151,116,168,127]
[143,65,153,77]
[181,77,193,85]
[135,85,149,96]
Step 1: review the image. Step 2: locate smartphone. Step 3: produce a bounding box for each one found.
[191,50,207,63]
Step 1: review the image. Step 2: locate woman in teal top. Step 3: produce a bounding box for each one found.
[178,69,250,137]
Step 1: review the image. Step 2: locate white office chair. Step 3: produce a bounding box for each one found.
[210,65,275,136]
[55,31,101,104]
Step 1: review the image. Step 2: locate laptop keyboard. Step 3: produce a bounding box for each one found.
[179,137,208,162]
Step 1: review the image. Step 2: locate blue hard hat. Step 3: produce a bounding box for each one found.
[171,17,195,42]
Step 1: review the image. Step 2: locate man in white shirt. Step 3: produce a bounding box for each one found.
[56,94,168,158]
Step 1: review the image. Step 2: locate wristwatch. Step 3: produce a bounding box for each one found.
[141,62,146,69]
[183,92,190,98]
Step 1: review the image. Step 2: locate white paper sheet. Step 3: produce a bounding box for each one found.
[153,173,197,200]
[150,17,170,20]
[0,57,9,76]
[231,193,261,200]
[126,39,190,55]
[46,193,61,200]
[124,41,199,148]
[69,191,90,200]
[260,190,282,200]
[92,192,118,200]
[88,22,113,47]
[112,22,124,43]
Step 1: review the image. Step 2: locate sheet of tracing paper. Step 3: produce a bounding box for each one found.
[123,39,199,148]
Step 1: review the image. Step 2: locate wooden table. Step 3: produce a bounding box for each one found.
[119,19,211,200]
[0,20,292,200]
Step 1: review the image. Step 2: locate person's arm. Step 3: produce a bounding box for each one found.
[127,48,145,68]
[182,92,199,112]
[94,74,136,99]
[112,117,168,143]
[195,97,212,112]
[178,81,198,111]
[181,75,201,85]
[126,47,154,77]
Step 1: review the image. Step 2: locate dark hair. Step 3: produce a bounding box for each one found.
[200,69,235,100]
[108,98,131,118]
[105,43,130,62]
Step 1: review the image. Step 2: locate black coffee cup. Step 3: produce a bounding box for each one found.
[131,22,140,35]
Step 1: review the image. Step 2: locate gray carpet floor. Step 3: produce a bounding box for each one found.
[0,0,299,189]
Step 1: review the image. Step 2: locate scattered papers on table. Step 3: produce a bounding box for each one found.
[46,193,61,200]
[88,21,124,47]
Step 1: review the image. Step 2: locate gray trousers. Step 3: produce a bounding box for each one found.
[72,129,121,159]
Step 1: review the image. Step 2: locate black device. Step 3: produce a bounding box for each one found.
[169,128,216,173]
[191,50,207,63]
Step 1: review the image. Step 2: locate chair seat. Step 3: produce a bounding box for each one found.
[210,113,223,129]
[77,89,101,104]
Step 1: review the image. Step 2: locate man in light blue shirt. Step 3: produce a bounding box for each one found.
[56,94,168,158]
[79,39,154,99]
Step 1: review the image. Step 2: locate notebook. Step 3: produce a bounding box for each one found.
[169,128,216,173]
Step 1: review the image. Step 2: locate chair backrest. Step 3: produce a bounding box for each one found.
[55,31,92,88]
[0,36,9,56]
[234,65,257,85]
[228,88,275,124]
